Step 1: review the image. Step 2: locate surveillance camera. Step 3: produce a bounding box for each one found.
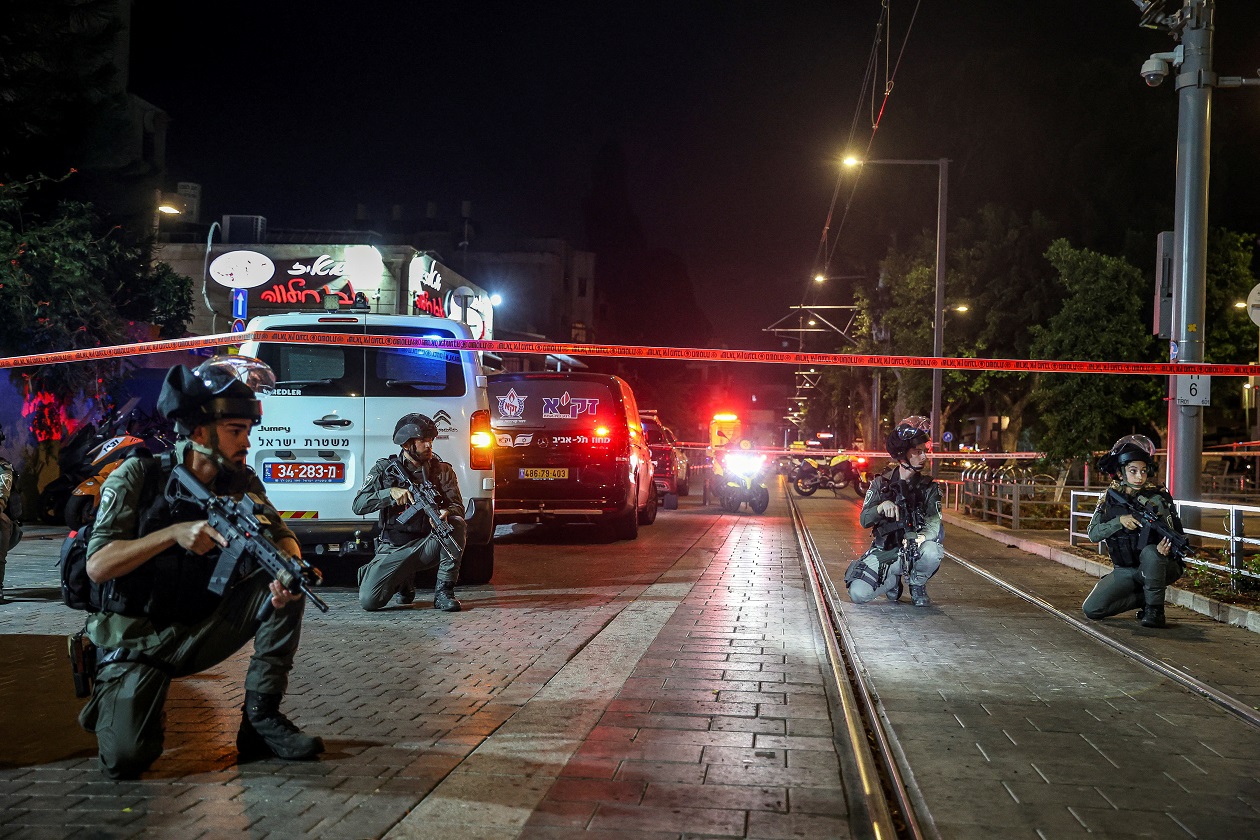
[1140,46,1183,88]
[1141,57,1170,87]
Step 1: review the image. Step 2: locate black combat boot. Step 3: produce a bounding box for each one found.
[395,581,416,605]
[433,580,462,612]
[237,690,324,761]
[886,577,903,602]
[910,584,931,607]
[1140,604,1167,629]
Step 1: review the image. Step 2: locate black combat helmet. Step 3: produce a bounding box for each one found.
[886,415,931,466]
[393,412,438,445]
[1097,434,1157,477]
[158,355,275,436]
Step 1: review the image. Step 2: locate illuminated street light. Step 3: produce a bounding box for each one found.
[151,188,184,236]
[1235,301,1247,308]
[954,304,970,313]
[490,293,502,306]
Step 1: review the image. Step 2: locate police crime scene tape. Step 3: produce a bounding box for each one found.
[0,330,1254,377]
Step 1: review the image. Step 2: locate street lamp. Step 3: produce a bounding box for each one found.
[151,188,184,237]
[844,155,950,468]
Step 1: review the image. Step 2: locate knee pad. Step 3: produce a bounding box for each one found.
[844,554,884,592]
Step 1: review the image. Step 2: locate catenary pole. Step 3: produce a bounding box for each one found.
[1167,1,1212,502]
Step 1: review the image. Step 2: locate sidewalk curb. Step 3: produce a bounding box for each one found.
[943,512,1260,635]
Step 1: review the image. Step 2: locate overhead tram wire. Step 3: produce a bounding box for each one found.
[815,0,925,282]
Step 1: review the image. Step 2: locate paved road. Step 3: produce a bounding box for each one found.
[795,490,1260,839]
[6,485,1258,839]
[0,492,853,839]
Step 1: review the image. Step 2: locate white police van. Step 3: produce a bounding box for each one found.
[238,312,496,584]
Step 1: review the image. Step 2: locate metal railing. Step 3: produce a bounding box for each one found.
[958,465,1071,530]
[1069,490,1260,589]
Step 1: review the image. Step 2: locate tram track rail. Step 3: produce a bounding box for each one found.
[787,487,934,840]
[787,482,1260,840]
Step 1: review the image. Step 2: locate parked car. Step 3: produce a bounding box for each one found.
[487,372,658,539]
[238,312,497,585]
[638,410,690,506]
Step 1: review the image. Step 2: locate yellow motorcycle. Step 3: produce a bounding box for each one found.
[793,451,870,498]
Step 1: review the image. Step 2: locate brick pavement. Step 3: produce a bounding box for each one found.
[0,495,857,839]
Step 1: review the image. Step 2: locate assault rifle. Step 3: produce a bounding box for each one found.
[1104,487,1195,559]
[384,459,463,564]
[166,465,330,621]
[871,476,927,546]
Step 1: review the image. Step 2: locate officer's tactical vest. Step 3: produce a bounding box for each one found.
[100,453,252,625]
[871,467,933,551]
[1102,486,1176,568]
[378,454,452,546]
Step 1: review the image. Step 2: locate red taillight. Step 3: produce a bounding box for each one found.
[470,409,493,470]
[857,457,867,465]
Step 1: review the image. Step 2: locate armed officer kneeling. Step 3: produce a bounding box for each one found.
[79,357,323,780]
[353,413,467,612]
[1083,435,1185,629]
[845,416,944,607]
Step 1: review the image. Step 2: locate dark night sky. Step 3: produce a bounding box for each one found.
[128,1,1260,346]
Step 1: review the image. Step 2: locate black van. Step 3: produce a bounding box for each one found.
[487,372,658,539]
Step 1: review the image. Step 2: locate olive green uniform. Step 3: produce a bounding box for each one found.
[846,469,944,603]
[1083,481,1184,619]
[78,441,305,779]
[0,458,13,599]
[352,453,466,610]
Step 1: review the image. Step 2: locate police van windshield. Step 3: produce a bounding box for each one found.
[255,328,362,397]
[253,325,466,398]
[489,379,620,430]
[367,327,465,397]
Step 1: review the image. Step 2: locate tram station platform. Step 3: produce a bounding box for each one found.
[1,490,1258,839]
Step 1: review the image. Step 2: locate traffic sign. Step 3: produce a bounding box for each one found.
[942,431,954,443]
[1176,374,1210,407]
[1248,283,1260,327]
[231,318,246,333]
[232,288,249,320]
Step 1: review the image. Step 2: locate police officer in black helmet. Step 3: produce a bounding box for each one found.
[1084,434,1184,629]
[352,412,467,612]
[846,416,944,607]
[79,356,323,780]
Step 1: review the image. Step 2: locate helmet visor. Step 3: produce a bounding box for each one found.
[194,355,276,396]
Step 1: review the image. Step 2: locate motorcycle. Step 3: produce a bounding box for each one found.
[712,444,771,514]
[793,451,871,498]
[55,401,176,529]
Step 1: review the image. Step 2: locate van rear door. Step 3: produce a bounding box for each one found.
[361,322,471,494]
[251,321,368,529]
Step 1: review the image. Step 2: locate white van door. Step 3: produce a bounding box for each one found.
[251,324,369,530]
[362,321,475,498]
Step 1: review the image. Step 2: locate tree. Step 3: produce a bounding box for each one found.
[0,0,121,179]
[0,176,192,441]
[1029,240,1163,462]
[948,206,1060,449]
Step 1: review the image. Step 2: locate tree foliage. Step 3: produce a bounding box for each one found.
[0,176,193,439]
[1029,240,1163,462]
[0,0,121,175]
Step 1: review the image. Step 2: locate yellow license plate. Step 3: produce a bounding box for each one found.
[520,468,569,480]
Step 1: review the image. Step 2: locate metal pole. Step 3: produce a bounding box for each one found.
[1167,2,1213,503]
[930,159,949,477]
